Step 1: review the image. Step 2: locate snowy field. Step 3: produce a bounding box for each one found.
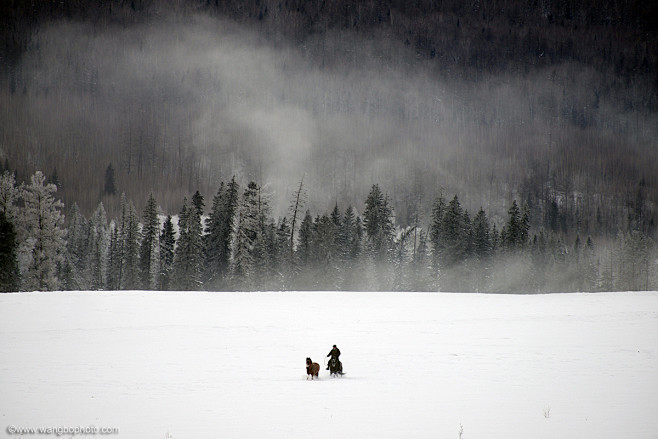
[1,291,657,439]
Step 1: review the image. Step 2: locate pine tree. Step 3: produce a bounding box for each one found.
[88,202,109,290]
[0,210,20,292]
[331,202,344,250]
[472,208,492,261]
[139,193,160,290]
[159,215,175,290]
[253,184,273,289]
[441,195,466,267]
[107,222,120,290]
[173,197,203,290]
[363,184,394,262]
[296,211,314,267]
[65,203,90,289]
[205,182,225,284]
[20,171,66,291]
[0,171,19,220]
[429,192,447,277]
[107,194,129,289]
[503,200,529,251]
[205,178,239,287]
[122,200,141,290]
[192,190,205,217]
[232,182,260,289]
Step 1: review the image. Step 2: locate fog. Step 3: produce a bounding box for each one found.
[2,13,655,225]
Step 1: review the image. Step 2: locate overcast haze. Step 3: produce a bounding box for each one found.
[3,10,655,223]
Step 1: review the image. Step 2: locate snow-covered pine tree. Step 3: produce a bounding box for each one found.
[107,194,129,290]
[503,200,528,251]
[205,178,239,287]
[232,182,260,290]
[353,215,363,260]
[20,171,66,291]
[173,197,203,290]
[220,177,239,279]
[88,202,109,290]
[330,203,343,245]
[205,182,225,284]
[122,200,141,290]
[436,195,466,290]
[159,215,175,290]
[253,184,275,289]
[0,210,20,292]
[429,192,447,280]
[491,223,501,255]
[192,190,205,218]
[441,195,465,266]
[363,184,395,263]
[139,193,160,290]
[0,171,19,221]
[107,222,120,290]
[65,202,89,289]
[472,208,492,260]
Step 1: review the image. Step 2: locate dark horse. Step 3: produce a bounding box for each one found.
[306,357,320,380]
[328,357,343,377]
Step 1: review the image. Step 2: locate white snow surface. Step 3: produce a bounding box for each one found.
[1,291,657,439]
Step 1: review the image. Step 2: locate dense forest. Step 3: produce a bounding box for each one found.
[0,0,656,291]
[0,169,655,292]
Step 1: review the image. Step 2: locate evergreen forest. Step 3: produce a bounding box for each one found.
[0,169,655,293]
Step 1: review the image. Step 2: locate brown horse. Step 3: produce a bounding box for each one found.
[306,357,320,380]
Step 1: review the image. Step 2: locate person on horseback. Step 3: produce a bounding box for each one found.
[326,344,342,373]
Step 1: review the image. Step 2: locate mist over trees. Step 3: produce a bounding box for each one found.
[0,1,656,292]
[1,0,656,222]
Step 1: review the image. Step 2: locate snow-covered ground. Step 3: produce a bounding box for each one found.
[1,291,657,439]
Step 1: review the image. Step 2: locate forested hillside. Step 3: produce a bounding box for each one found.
[0,0,656,292]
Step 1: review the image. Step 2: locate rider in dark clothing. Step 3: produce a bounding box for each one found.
[326,345,340,370]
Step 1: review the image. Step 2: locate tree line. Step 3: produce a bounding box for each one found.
[1,170,655,293]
